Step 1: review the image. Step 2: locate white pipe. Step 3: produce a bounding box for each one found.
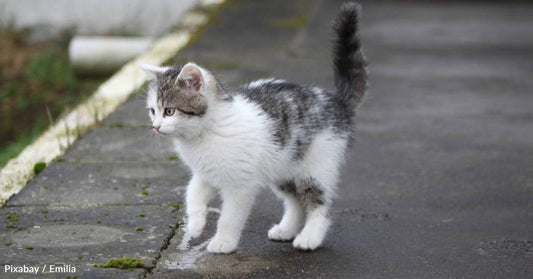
[69,36,153,75]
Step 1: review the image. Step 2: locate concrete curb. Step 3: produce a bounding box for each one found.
[0,0,225,206]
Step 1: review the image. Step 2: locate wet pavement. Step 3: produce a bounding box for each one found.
[2,0,533,278]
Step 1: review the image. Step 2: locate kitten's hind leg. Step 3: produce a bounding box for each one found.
[186,175,216,238]
[292,177,332,251]
[268,183,305,241]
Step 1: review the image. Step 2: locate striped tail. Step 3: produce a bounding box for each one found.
[332,2,368,109]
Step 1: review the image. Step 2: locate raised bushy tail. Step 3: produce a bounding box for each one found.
[333,2,368,109]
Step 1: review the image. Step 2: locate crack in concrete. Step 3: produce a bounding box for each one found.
[143,220,180,277]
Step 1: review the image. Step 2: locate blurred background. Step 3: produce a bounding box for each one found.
[0,0,198,168]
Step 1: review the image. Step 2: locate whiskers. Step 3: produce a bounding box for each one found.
[145,125,167,152]
[135,90,149,109]
[137,87,149,99]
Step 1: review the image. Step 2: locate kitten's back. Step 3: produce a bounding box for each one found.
[235,78,352,160]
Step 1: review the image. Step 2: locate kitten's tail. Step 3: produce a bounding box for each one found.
[332,2,368,110]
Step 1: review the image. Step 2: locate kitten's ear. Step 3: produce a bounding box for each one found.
[138,63,168,81]
[177,64,203,92]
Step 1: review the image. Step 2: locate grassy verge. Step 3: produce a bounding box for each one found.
[0,27,103,168]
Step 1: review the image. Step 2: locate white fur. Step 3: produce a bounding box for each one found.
[143,64,348,253]
[248,78,285,89]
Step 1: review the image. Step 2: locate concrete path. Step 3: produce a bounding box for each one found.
[2,0,533,278]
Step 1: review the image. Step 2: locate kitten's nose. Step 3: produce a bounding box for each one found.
[153,125,161,131]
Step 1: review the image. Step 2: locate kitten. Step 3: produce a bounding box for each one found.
[140,2,367,253]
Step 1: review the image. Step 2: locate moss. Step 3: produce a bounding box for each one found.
[169,203,181,210]
[77,255,83,260]
[108,122,124,128]
[140,190,148,196]
[272,15,308,29]
[168,155,178,161]
[25,246,34,250]
[33,161,46,174]
[41,210,48,214]
[135,227,143,232]
[97,220,102,224]
[137,214,146,218]
[5,212,19,222]
[93,257,146,269]
[5,225,16,229]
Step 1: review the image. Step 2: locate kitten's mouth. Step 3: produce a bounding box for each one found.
[151,127,168,136]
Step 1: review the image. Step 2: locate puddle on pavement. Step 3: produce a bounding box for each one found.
[163,207,278,274]
[166,238,211,270]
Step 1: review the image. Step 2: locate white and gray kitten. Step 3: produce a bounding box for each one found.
[140,3,367,253]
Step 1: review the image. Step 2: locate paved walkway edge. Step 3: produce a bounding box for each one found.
[0,0,226,206]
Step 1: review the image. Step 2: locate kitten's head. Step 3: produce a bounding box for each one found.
[140,62,216,138]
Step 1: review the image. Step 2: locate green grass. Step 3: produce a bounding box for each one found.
[0,124,45,169]
[93,257,146,269]
[0,30,103,168]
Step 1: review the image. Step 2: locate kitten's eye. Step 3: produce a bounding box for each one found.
[164,108,175,116]
[150,108,155,115]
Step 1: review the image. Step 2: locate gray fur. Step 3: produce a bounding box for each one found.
[279,177,325,210]
[234,80,352,160]
[156,66,208,116]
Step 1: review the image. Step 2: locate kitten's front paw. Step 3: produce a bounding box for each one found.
[292,232,323,251]
[207,236,238,253]
[187,218,206,238]
[268,224,298,242]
